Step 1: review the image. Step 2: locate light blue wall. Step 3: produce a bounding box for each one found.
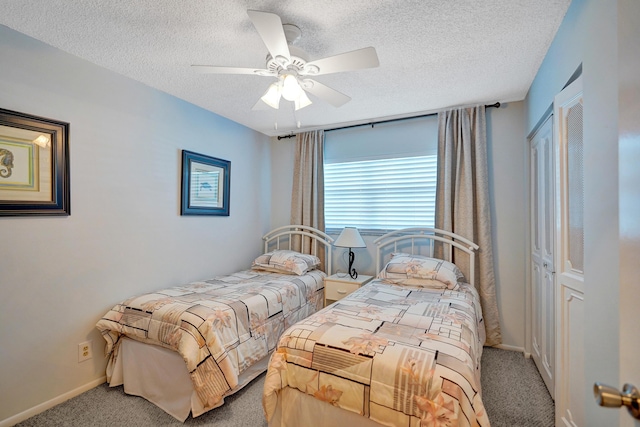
[525,0,585,135]
[0,25,271,423]
[485,102,527,351]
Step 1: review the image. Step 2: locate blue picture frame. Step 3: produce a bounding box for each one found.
[180,150,230,216]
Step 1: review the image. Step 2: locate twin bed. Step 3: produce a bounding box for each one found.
[97,226,490,426]
[96,225,333,421]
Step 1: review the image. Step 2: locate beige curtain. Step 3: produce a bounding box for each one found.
[290,130,326,268]
[435,106,502,346]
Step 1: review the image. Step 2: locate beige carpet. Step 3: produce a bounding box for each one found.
[17,347,553,426]
[481,347,555,426]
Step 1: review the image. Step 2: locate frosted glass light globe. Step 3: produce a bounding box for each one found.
[281,74,302,101]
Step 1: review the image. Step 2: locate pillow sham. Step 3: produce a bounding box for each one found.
[252,250,320,276]
[377,252,464,289]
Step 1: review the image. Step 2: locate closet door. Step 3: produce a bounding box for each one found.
[529,115,555,397]
[554,76,584,427]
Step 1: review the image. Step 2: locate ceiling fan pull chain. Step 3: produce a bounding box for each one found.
[274,105,280,130]
[292,108,301,129]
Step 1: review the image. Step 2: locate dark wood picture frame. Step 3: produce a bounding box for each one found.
[0,108,70,216]
[181,150,230,216]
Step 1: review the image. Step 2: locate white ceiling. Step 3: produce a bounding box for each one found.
[0,1,570,137]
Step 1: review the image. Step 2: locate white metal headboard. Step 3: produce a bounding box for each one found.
[374,228,480,286]
[262,225,334,275]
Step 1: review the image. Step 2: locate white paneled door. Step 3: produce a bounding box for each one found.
[554,76,585,427]
[529,114,555,398]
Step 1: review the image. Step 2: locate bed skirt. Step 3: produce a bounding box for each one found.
[109,337,269,421]
[267,387,385,427]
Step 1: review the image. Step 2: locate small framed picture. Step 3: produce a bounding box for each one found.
[180,150,230,216]
[0,108,70,216]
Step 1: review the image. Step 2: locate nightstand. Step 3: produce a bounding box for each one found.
[324,274,373,306]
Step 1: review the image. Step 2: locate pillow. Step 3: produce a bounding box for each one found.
[377,253,464,289]
[252,250,320,276]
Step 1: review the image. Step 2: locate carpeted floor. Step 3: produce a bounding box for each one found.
[16,347,553,426]
[480,347,555,427]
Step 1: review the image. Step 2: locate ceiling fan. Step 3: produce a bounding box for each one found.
[191,10,379,111]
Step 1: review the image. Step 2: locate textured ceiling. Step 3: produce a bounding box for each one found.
[0,1,570,137]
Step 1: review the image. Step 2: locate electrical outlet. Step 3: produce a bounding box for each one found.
[78,340,92,363]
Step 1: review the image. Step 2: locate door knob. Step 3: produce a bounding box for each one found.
[594,382,640,419]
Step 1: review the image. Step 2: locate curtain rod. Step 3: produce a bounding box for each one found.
[276,102,501,140]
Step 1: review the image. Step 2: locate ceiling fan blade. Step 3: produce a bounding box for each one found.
[191,65,274,76]
[251,98,271,110]
[302,79,351,107]
[302,47,379,76]
[247,10,291,64]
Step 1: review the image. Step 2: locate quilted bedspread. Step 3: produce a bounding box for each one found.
[96,269,325,411]
[263,279,490,427]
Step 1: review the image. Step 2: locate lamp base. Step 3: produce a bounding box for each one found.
[348,249,358,279]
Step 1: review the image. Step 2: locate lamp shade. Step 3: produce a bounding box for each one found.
[294,90,312,110]
[261,83,281,109]
[334,227,366,248]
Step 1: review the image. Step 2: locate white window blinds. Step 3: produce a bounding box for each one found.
[324,116,438,233]
[325,156,437,231]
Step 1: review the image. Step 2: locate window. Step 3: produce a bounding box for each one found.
[325,155,437,232]
[324,116,438,234]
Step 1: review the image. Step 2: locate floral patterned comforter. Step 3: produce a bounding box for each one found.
[263,279,490,427]
[96,269,325,411]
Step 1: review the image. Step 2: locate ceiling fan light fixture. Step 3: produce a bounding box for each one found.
[281,74,302,101]
[294,90,312,110]
[261,82,281,109]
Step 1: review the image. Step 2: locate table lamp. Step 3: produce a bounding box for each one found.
[334,227,366,279]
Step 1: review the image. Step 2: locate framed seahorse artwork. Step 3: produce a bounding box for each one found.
[0,108,70,216]
[180,150,230,216]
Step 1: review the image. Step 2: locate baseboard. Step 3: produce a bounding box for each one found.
[493,343,526,355]
[0,376,106,427]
